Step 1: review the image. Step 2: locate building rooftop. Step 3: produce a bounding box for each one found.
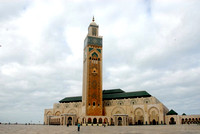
[167,109,178,115]
[59,89,151,103]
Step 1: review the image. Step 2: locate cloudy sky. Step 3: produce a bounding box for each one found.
[0,0,200,123]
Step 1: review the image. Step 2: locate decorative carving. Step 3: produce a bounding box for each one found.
[130,100,137,105]
[92,80,97,89]
[117,101,124,106]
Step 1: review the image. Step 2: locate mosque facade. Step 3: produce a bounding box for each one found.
[44,18,200,126]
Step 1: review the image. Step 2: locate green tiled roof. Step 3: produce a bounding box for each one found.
[59,96,82,103]
[102,89,125,94]
[59,89,151,103]
[103,90,151,100]
[167,109,178,115]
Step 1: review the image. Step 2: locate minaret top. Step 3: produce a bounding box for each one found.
[90,16,98,26]
[92,16,95,22]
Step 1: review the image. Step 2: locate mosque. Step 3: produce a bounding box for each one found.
[44,18,200,126]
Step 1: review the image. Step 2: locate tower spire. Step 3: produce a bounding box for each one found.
[92,16,95,22]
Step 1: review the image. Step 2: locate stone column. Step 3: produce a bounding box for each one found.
[72,116,74,125]
[115,116,117,126]
[48,116,51,125]
[123,116,125,126]
[64,116,66,125]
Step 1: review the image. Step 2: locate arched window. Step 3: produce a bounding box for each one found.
[92,28,97,36]
[93,102,95,106]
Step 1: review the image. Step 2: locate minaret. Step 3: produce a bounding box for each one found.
[82,17,103,116]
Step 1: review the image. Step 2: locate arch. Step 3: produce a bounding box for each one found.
[134,108,144,115]
[118,117,122,126]
[55,111,61,116]
[134,108,144,125]
[67,109,77,114]
[93,118,97,124]
[130,100,137,105]
[104,118,108,124]
[99,118,102,124]
[88,118,92,124]
[152,119,156,125]
[144,99,150,104]
[169,117,176,125]
[92,52,98,57]
[148,107,159,125]
[104,101,111,106]
[182,118,185,124]
[46,111,52,115]
[68,117,72,125]
[117,101,124,106]
[111,107,126,116]
[128,117,133,125]
[93,102,95,106]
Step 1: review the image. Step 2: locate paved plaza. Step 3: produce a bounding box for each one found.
[0,125,200,134]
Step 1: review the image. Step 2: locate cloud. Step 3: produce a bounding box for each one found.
[0,0,200,123]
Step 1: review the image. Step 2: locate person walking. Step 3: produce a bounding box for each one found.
[78,123,80,131]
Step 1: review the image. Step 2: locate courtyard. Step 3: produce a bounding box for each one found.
[0,124,200,134]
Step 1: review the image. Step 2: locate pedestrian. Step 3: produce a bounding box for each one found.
[78,123,80,131]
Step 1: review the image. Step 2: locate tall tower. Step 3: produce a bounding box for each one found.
[82,17,103,116]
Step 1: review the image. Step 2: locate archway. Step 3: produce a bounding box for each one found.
[46,111,52,116]
[118,117,122,126]
[182,118,185,124]
[93,118,97,124]
[104,118,108,124]
[55,111,61,116]
[99,118,102,124]
[88,118,91,124]
[148,107,159,125]
[111,107,126,116]
[169,117,176,124]
[152,119,156,125]
[68,117,72,125]
[67,109,77,114]
[138,120,142,125]
[134,108,144,125]
[128,117,133,125]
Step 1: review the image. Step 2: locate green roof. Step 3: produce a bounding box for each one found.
[103,90,151,100]
[59,96,82,103]
[167,109,178,115]
[102,89,125,94]
[59,89,151,103]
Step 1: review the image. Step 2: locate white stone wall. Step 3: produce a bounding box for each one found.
[44,96,170,125]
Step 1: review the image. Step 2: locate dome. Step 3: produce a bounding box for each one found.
[90,21,97,26]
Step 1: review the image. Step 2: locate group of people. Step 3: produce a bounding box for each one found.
[67,123,106,131]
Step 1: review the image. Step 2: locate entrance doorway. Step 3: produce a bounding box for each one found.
[88,118,91,124]
[138,120,142,125]
[93,118,97,124]
[169,117,176,124]
[153,119,156,125]
[118,117,122,126]
[68,117,72,125]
